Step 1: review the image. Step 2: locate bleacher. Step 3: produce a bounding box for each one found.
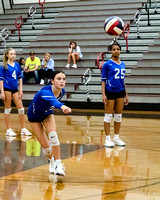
[0,0,160,109]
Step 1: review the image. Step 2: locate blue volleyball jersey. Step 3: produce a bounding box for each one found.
[0,62,22,90]
[101,59,125,92]
[27,85,65,119]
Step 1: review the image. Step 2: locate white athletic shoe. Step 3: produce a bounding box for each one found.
[105,137,114,148]
[114,146,125,157]
[55,162,65,176]
[6,136,16,142]
[6,128,16,137]
[21,128,32,136]
[71,64,77,68]
[40,79,45,85]
[113,137,126,146]
[21,136,32,142]
[65,64,70,68]
[49,158,56,174]
[105,147,114,157]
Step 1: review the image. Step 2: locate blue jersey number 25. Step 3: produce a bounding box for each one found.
[115,68,125,79]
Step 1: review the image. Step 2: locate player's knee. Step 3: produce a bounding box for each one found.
[48,131,60,146]
[4,108,12,114]
[104,113,112,123]
[114,114,122,122]
[18,107,25,115]
[43,146,52,156]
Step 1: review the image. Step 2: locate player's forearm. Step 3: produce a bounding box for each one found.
[19,79,23,91]
[101,81,106,96]
[0,81,4,93]
[124,82,128,96]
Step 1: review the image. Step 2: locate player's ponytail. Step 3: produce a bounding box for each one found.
[3,48,15,69]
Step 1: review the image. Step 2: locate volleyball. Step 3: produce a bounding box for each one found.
[104,16,124,36]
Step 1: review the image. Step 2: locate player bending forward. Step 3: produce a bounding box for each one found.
[27,71,71,176]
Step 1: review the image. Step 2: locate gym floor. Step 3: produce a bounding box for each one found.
[0,110,160,200]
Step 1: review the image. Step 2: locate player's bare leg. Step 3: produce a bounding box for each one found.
[43,114,65,176]
[66,53,72,68]
[113,98,125,146]
[4,91,12,130]
[13,92,32,136]
[104,100,115,147]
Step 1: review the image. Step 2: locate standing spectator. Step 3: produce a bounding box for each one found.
[19,57,26,71]
[23,51,40,84]
[65,41,83,69]
[0,48,32,136]
[39,52,55,85]
[101,41,129,148]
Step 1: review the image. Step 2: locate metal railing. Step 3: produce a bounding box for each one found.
[95,52,106,73]
[0,27,10,50]
[82,68,92,102]
[28,5,36,29]
[9,0,14,9]
[1,0,14,14]
[29,5,36,30]
[145,0,151,26]
[15,15,23,41]
[134,9,141,39]
[39,0,46,18]
[1,0,5,14]
[123,24,130,53]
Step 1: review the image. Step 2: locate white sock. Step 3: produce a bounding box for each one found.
[114,134,119,139]
[106,135,111,139]
[55,159,61,164]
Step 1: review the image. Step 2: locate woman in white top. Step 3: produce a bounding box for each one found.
[65,41,83,69]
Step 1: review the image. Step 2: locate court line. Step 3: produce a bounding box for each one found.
[67,180,160,200]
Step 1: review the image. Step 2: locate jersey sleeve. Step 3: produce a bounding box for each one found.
[17,63,22,79]
[101,62,108,82]
[41,90,64,109]
[0,66,5,81]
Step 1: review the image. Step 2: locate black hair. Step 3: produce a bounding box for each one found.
[19,57,26,65]
[49,70,66,80]
[109,42,121,51]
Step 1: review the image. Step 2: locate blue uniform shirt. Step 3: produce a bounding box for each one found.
[27,85,65,121]
[0,62,22,90]
[101,59,125,92]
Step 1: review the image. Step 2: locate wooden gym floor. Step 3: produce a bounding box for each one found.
[0,110,160,200]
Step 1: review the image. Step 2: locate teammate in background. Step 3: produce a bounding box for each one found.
[101,42,129,148]
[0,48,32,136]
[27,71,71,176]
[65,41,83,69]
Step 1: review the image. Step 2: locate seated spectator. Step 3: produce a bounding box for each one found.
[39,52,55,85]
[65,41,83,69]
[19,57,26,71]
[23,51,40,84]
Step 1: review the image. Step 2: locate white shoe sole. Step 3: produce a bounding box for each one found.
[56,172,65,176]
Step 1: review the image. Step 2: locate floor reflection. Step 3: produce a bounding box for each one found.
[0,113,159,199]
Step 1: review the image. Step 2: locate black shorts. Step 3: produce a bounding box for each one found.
[27,112,54,123]
[105,89,125,100]
[4,88,18,94]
